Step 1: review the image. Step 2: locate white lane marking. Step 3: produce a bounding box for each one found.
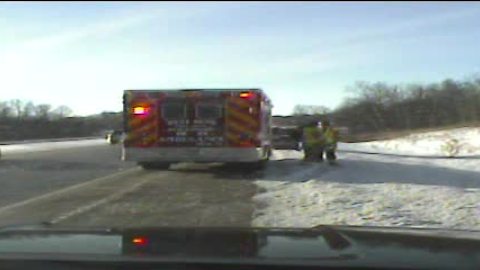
[0,136,99,145]
[49,178,149,224]
[1,139,107,155]
[0,167,140,214]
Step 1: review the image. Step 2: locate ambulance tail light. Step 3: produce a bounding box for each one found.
[132,106,150,116]
[239,91,256,99]
[132,236,148,246]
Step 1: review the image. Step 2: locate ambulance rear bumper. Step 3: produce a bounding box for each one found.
[122,147,267,163]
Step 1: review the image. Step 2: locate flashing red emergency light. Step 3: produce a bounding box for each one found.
[132,237,148,246]
[133,106,148,115]
[239,91,255,99]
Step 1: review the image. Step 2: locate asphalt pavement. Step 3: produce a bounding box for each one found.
[0,142,258,228]
[0,143,135,208]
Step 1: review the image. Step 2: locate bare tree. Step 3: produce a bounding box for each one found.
[334,75,480,134]
[35,104,52,120]
[10,99,24,119]
[22,102,36,118]
[0,101,12,119]
[52,105,73,119]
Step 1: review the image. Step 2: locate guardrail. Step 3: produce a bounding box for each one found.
[0,136,101,145]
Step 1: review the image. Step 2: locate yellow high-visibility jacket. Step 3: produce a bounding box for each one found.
[302,126,324,146]
[323,127,339,145]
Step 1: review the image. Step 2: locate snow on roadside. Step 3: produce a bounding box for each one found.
[253,178,480,230]
[341,149,480,174]
[0,139,106,155]
[346,127,480,156]
[253,128,480,230]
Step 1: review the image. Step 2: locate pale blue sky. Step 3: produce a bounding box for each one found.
[1,2,480,116]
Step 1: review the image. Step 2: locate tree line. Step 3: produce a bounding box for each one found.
[0,100,73,120]
[294,76,480,134]
[0,100,122,141]
[3,75,480,141]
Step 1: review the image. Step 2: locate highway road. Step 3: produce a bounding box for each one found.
[0,142,135,208]
[0,140,478,230]
[0,141,258,228]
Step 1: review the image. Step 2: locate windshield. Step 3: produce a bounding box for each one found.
[1,1,479,240]
[162,102,187,120]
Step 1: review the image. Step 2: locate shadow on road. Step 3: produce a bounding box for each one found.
[167,157,480,189]
[166,159,321,181]
[338,149,480,160]
[310,158,480,189]
[168,163,264,180]
[257,158,480,189]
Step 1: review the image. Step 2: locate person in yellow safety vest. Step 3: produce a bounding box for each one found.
[319,120,340,161]
[302,120,324,161]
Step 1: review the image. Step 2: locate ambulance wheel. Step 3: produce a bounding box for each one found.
[139,162,170,170]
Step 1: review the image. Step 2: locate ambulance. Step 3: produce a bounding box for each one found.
[122,89,273,170]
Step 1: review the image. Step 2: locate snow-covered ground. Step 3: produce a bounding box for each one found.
[0,139,105,155]
[342,127,480,157]
[253,128,480,230]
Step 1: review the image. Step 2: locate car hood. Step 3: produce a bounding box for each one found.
[0,224,479,269]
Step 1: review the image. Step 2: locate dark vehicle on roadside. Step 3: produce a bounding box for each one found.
[271,126,300,150]
[106,130,123,145]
